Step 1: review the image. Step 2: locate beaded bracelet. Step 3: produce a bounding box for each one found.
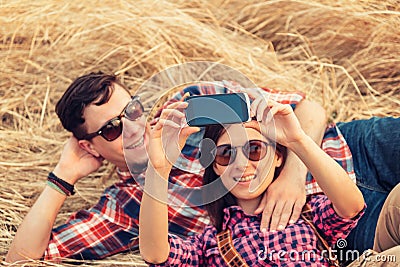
[47,172,75,196]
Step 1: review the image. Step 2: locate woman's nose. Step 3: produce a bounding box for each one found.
[233,149,250,169]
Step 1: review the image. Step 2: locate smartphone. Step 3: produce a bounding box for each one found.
[185,93,251,126]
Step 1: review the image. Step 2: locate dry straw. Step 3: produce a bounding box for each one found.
[1,0,399,265]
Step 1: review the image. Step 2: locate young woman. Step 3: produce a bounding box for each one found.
[139,94,365,266]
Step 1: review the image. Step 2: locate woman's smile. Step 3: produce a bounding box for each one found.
[233,174,257,183]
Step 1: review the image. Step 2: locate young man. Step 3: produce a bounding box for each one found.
[6,72,399,262]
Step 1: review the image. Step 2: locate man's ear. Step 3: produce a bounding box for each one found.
[78,140,100,158]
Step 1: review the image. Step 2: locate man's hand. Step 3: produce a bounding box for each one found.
[254,167,306,231]
[53,136,103,184]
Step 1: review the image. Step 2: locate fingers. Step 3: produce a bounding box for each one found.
[268,201,285,231]
[178,126,200,147]
[155,102,188,129]
[258,198,301,232]
[243,88,293,122]
[160,101,188,117]
[181,92,190,101]
[250,95,264,118]
[180,124,200,137]
[256,99,270,122]
[248,90,267,118]
[243,88,259,102]
[270,201,295,231]
[242,88,265,101]
[250,95,285,122]
[270,199,305,231]
[153,118,181,131]
[159,109,185,125]
[258,198,275,232]
[268,102,293,117]
[154,115,199,145]
[288,199,306,224]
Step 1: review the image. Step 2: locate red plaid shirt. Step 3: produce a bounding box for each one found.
[44,81,355,260]
[151,195,365,267]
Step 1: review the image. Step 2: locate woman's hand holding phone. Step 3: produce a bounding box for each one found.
[148,100,200,173]
[247,91,306,148]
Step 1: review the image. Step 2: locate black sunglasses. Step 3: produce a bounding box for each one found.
[82,95,144,141]
[214,140,272,166]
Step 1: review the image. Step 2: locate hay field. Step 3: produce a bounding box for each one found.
[1,0,399,265]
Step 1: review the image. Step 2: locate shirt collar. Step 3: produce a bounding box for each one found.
[222,205,261,230]
[116,168,134,181]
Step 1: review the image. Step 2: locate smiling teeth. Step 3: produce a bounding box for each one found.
[126,136,144,149]
[234,175,256,182]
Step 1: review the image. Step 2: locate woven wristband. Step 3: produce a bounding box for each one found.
[46,180,68,196]
[47,172,75,196]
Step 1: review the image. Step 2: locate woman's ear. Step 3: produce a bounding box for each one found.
[212,162,223,176]
[275,151,284,168]
[78,140,101,158]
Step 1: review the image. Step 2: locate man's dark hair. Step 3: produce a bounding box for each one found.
[55,71,129,139]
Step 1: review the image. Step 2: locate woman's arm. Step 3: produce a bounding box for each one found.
[256,99,327,230]
[258,101,364,219]
[288,134,364,218]
[139,100,199,263]
[139,166,170,263]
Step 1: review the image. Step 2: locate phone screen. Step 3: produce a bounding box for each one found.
[185,93,250,126]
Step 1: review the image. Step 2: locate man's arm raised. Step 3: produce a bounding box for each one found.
[6,137,102,262]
